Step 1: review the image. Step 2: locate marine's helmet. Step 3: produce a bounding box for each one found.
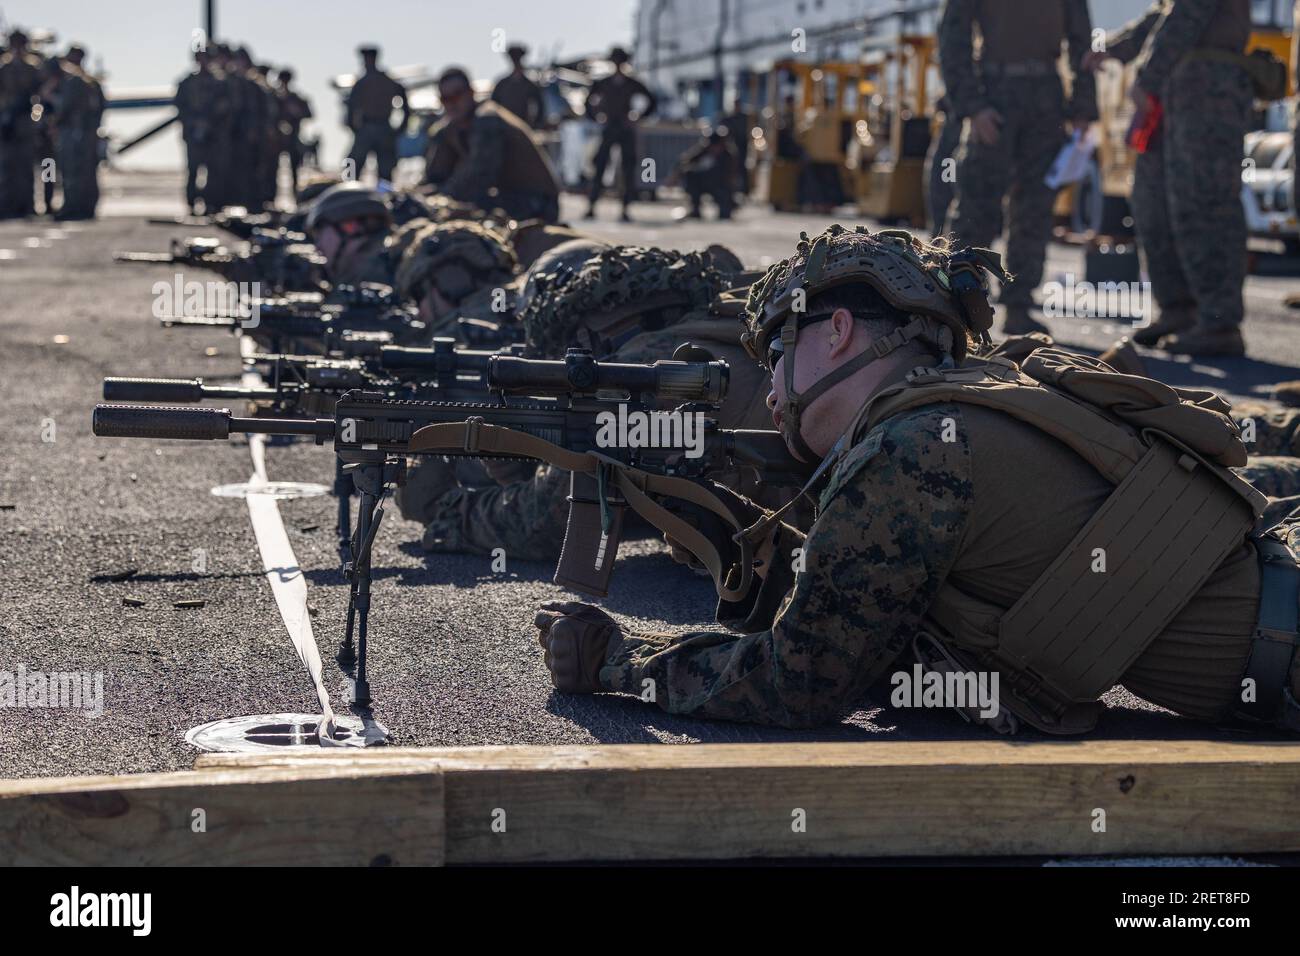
[742,223,1005,459]
[512,238,610,323]
[303,181,391,235]
[393,219,518,307]
[520,244,727,358]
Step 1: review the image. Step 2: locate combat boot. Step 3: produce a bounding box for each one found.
[1160,325,1246,358]
[1132,305,1194,347]
[1097,337,1147,377]
[1002,305,1049,336]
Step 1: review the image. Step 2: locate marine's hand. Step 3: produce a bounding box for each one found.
[534,601,619,694]
[971,107,1003,146]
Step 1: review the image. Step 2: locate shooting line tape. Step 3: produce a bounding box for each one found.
[239,336,341,743]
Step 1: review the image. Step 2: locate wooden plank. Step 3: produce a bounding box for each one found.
[193,740,1300,862]
[0,765,444,866]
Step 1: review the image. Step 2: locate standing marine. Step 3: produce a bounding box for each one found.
[346,44,409,184]
[491,43,545,129]
[583,47,657,222]
[1090,0,1254,357]
[938,0,1098,335]
[50,44,102,220]
[273,68,312,196]
[0,29,45,219]
[175,48,224,213]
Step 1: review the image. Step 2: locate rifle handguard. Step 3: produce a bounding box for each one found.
[554,471,626,597]
[103,377,205,403]
[93,404,231,441]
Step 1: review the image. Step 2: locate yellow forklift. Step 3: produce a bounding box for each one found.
[854,33,937,226]
[756,59,876,212]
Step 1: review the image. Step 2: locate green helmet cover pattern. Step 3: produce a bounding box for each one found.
[393,219,518,305]
[742,223,1006,367]
[520,245,727,358]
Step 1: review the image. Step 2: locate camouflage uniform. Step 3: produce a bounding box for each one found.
[596,395,1294,728]
[204,54,240,210]
[254,66,281,207]
[51,56,102,219]
[0,39,44,218]
[1107,1,1253,340]
[584,65,657,213]
[425,100,561,223]
[939,0,1097,312]
[347,66,407,182]
[492,69,545,129]
[273,76,312,196]
[175,58,224,212]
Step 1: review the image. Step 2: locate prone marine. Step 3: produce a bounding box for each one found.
[532,224,1300,736]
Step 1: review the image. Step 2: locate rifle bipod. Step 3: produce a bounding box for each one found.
[333,456,353,564]
[336,457,405,705]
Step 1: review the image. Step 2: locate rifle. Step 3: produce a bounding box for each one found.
[148,207,301,242]
[102,338,514,554]
[116,233,327,294]
[93,351,806,704]
[158,292,429,354]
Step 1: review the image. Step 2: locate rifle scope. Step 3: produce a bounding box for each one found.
[487,349,728,404]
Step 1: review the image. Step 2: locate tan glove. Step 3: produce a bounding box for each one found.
[534,601,619,694]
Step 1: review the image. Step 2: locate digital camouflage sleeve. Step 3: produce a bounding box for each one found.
[1135,0,1224,91]
[936,0,987,121]
[597,405,973,728]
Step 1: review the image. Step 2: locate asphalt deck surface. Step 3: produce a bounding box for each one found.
[2,169,1300,780]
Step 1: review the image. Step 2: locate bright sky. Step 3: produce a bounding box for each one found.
[0,0,635,169]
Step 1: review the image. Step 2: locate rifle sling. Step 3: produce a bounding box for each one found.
[407,421,755,600]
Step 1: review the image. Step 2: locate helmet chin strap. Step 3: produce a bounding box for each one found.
[740,312,939,553]
[778,312,933,464]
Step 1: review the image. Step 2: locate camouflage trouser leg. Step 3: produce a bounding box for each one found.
[56,129,96,217]
[946,76,1066,307]
[0,137,36,218]
[185,141,205,209]
[1133,61,1251,329]
[203,135,230,210]
[925,113,961,237]
[420,464,571,563]
[348,122,396,182]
